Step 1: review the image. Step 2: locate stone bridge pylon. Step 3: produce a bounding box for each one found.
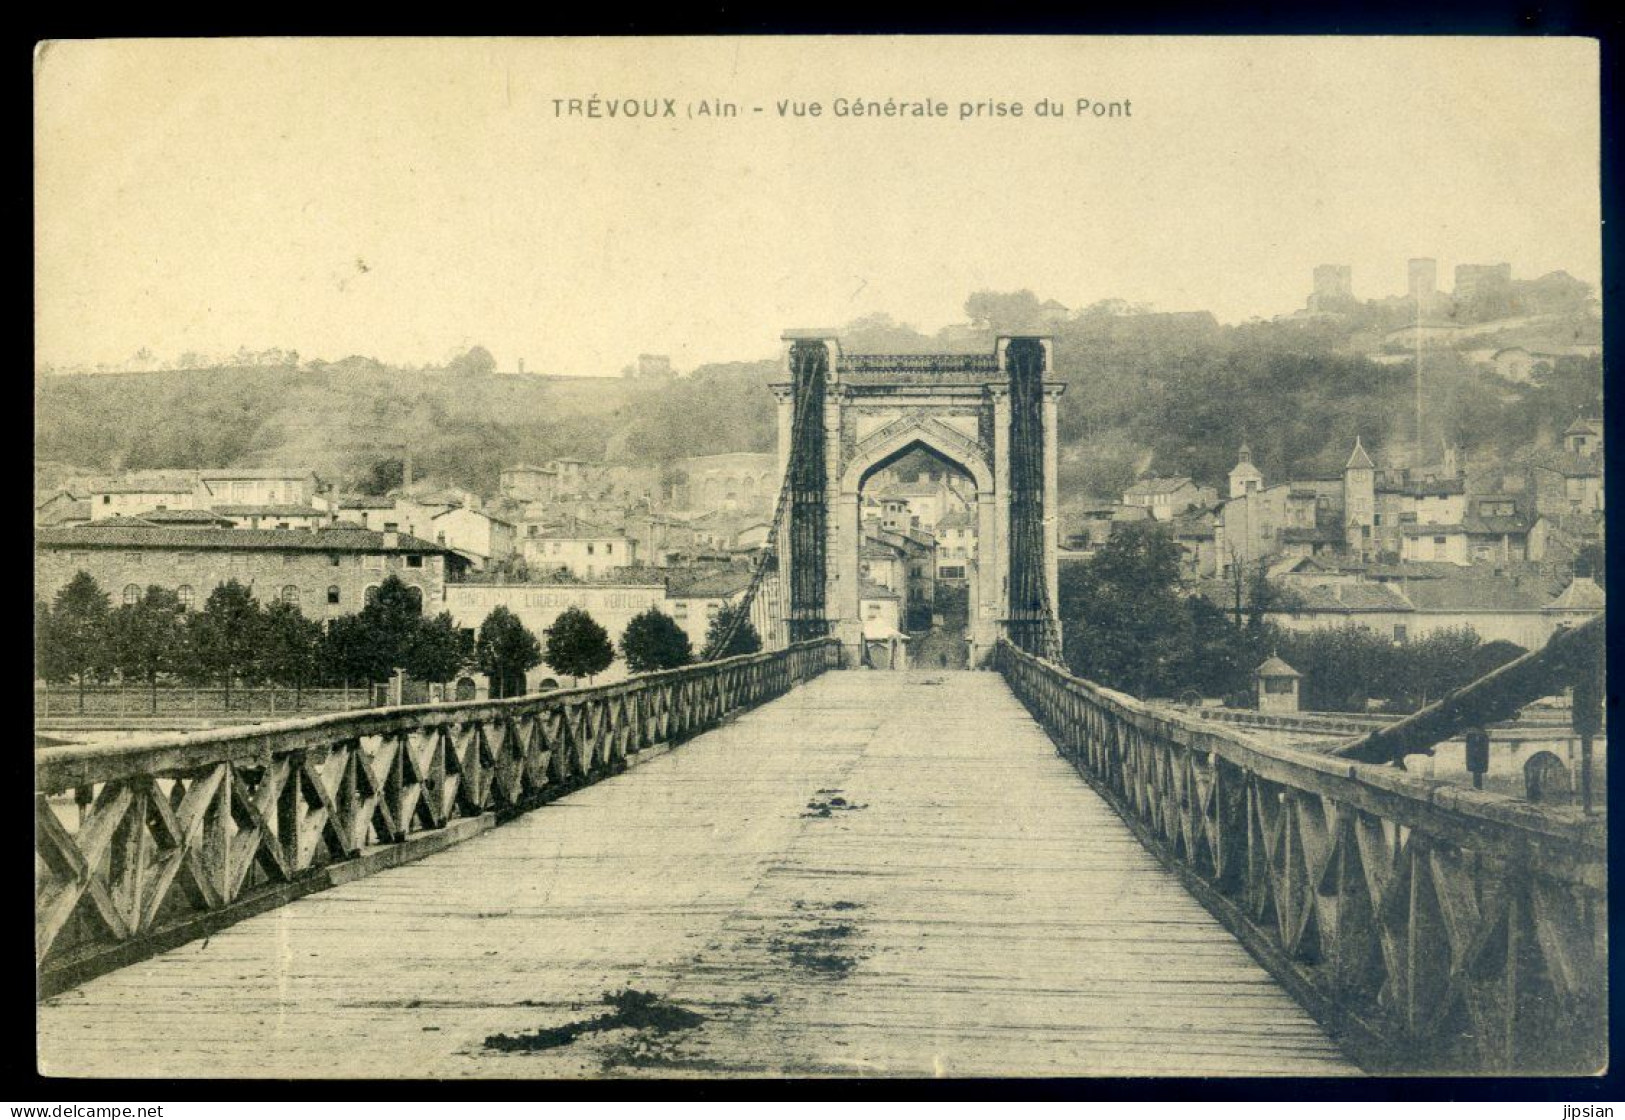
[770,330,1065,667]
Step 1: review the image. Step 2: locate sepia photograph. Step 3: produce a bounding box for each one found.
[32,35,1606,1082]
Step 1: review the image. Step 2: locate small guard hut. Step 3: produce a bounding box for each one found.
[1255,655,1302,714]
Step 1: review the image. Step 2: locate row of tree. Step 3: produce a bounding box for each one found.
[1057,523,1526,712]
[35,572,763,709]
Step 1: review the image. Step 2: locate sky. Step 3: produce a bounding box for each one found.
[35,36,1601,376]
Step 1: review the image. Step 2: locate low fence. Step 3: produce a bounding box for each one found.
[1191,708,1393,736]
[36,638,841,996]
[995,640,1606,1074]
[36,687,372,719]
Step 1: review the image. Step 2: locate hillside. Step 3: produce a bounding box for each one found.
[35,360,781,495]
[34,297,1601,503]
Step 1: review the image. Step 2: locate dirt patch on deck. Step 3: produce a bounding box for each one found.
[768,920,862,979]
[483,989,705,1054]
[802,789,868,818]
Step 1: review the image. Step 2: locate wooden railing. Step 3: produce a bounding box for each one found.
[995,640,1607,1074]
[36,639,841,996]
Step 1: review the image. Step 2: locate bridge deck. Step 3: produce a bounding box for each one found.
[39,671,1358,1078]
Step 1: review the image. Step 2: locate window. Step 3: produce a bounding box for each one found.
[122,584,141,604]
[1394,625,1408,644]
[281,585,300,606]
[327,585,340,605]
[587,544,596,556]
[330,554,342,566]
[407,585,424,610]
[102,495,111,505]
[407,554,423,568]
[605,543,613,555]
[1433,536,1447,546]
[1264,677,1294,695]
[176,585,194,609]
[383,521,399,532]
[364,584,381,605]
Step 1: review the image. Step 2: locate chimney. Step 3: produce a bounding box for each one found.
[383,531,399,549]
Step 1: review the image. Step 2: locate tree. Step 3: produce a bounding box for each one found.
[476,607,543,698]
[109,585,187,713]
[261,600,322,703]
[448,345,497,378]
[185,580,265,705]
[964,289,1045,331]
[619,607,694,673]
[37,572,115,711]
[357,458,405,496]
[701,603,762,661]
[544,606,614,685]
[354,575,427,681]
[406,611,474,685]
[316,613,374,688]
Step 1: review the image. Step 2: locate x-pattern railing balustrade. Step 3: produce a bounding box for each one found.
[36,639,840,996]
[995,640,1606,1074]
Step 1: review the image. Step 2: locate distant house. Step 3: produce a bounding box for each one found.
[1241,566,1593,649]
[85,477,200,520]
[935,509,978,582]
[1565,416,1604,458]
[209,504,335,531]
[1398,496,1548,566]
[1123,477,1214,521]
[335,495,401,531]
[431,506,518,570]
[733,521,773,551]
[499,463,560,503]
[34,490,91,527]
[520,517,636,579]
[198,468,319,508]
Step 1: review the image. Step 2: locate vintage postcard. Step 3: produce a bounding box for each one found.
[33,36,1605,1080]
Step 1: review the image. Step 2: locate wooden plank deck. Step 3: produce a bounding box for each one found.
[38,670,1360,1078]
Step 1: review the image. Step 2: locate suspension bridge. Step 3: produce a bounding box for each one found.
[36,336,1606,1077]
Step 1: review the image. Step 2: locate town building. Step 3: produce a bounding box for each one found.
[935,509,978,583]
[1228,443,1264,499]
[442,580,666,689]
[35,524,455,621]
[663,567,753,653]
[520,517,637,579]
[674,452,778,513]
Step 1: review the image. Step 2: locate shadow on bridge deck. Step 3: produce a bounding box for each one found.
[38,670,1359,1078]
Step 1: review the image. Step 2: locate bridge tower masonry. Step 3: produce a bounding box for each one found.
[772,329,1063,667]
